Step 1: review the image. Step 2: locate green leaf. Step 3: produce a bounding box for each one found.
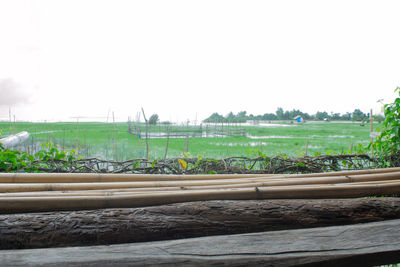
[132,161,140,170]
[151,160,157,168]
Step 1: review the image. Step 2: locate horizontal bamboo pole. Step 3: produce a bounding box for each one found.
[1,171,400,193]
[1,167,400,184]
[0,187,188,197]
[0,172,275,184]
[2,179,400,198]
[0,178,271,193]
[268,167,400,178]
[1,182,400,214]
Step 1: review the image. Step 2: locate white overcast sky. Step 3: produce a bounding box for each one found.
[0,0,399,122]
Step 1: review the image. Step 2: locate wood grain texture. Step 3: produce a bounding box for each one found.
[1,219,400,266]
[1,198,400,249]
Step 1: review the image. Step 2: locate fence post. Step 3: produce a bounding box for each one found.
[186,134,189,153]
[370,109,373,158]
[305,140,309,156]
[141,108,149,160]
[164,126,170,160]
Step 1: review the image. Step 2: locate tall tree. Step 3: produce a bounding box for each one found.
[276,107,284,120]
[316,111,329,120]
[204,113,226,123]
[149,114,159,125]
[352,109,367,121]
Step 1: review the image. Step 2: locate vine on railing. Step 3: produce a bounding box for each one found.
[0,142,376,174]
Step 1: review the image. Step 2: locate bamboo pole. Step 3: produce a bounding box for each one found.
[0,173,279,184]
[0,182,400,214]
[2,179,400,198]
[2,167,400,184]
[0,173,399,195]
[0,179,266,193]
[2,171,400,193]
[1,169,400,215]
[270,167,400,178]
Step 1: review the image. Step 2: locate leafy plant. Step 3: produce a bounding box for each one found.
[369,87,400,166]
[0,142,80,173]
[132,160,141,170]
[178,159,188,170]
[0,149,25,171]
[247,148,267,159]
[180,152,191,158]
[0,130,3,151]
[193,155,203,169]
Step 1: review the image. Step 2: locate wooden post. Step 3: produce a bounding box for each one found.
[370,109,374,158]
[186,134,189,153]
[8,107,12,134]
[164,126,170,160]
[141,108,149,160]
[62,128,65,151]
[112,112,117,161]
[75,118,79,152]
[105,111,110,163]
[84,129,87,158]
[305,140,309,156]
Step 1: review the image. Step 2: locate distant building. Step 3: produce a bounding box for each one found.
[294,115,304,123]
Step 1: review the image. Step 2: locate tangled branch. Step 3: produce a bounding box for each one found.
[23,154,376,174]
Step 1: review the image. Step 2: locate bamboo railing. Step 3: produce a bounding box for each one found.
[0,167,399,214]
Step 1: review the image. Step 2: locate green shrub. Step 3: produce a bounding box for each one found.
[0,143,79,172]
[369,87,400,166]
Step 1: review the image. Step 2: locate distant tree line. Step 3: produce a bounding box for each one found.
[203,108,384,123]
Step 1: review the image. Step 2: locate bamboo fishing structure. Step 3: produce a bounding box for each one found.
[0,167,399,214]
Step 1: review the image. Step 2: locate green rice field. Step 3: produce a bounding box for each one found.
[0,121,379,160]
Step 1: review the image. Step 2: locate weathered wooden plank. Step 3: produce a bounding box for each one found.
[1,198,400,249]
[1,219,400,266]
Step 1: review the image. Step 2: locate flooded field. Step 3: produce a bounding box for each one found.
[0,121,378,160]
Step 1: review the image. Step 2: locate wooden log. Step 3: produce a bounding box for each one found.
[1,219,400,266]
[1,198,400,249]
